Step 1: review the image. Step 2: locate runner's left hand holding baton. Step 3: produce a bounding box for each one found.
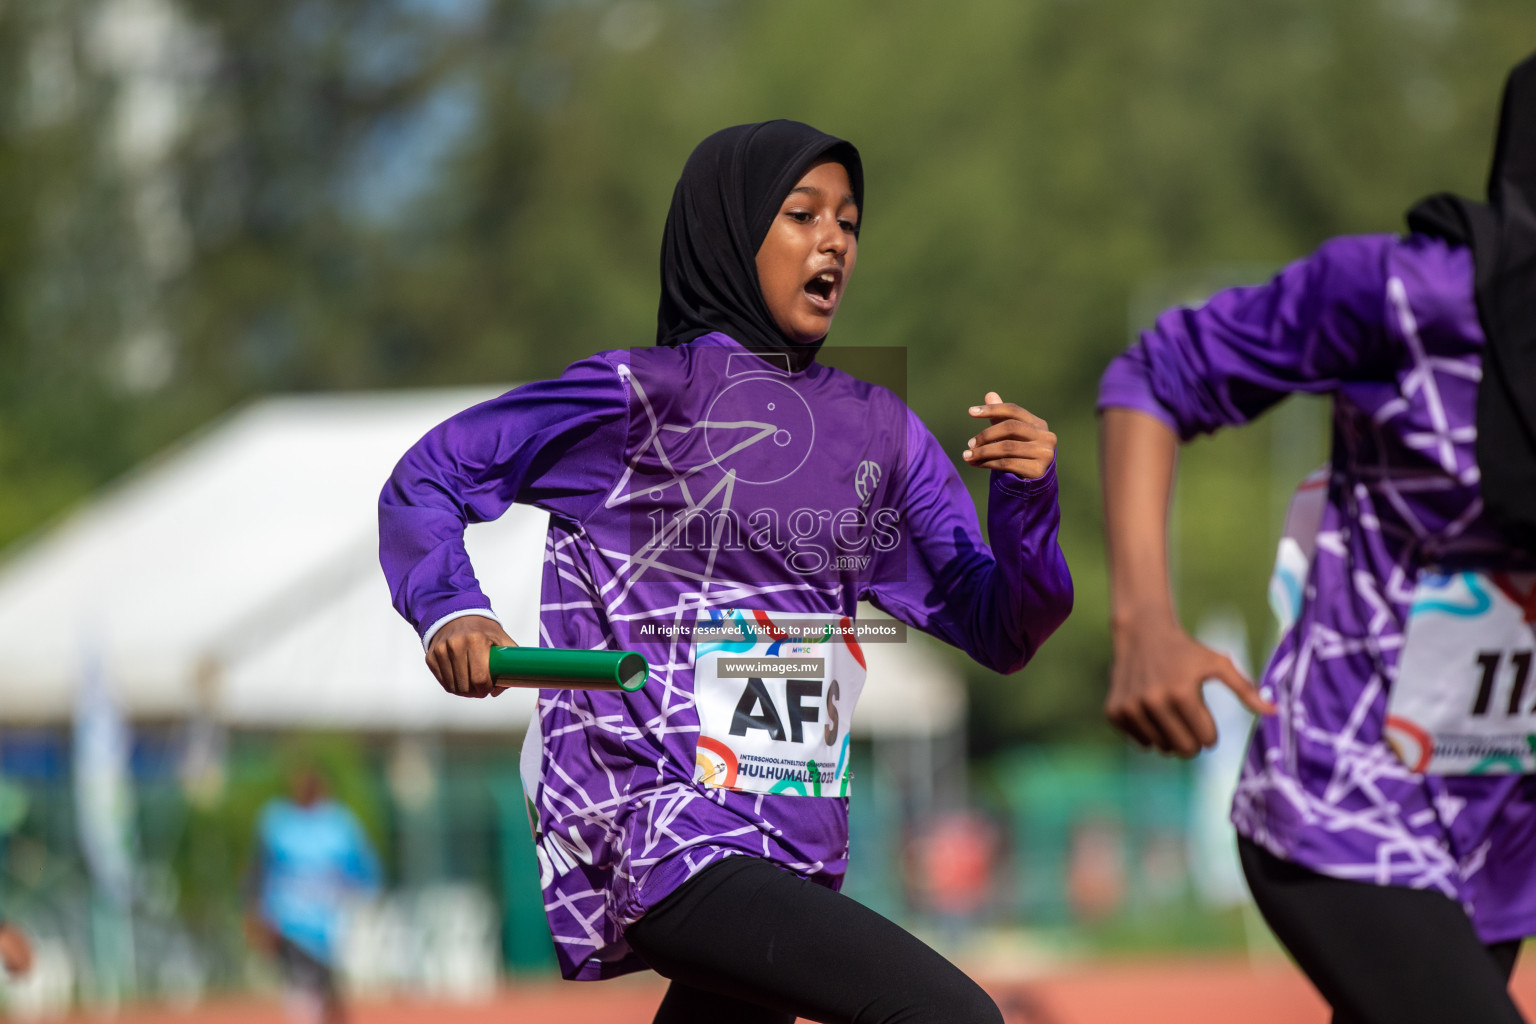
[426,614,516,698]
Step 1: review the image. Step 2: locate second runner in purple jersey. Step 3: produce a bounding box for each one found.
[1098,52,1536,1024]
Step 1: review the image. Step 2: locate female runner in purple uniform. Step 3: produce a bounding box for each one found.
[1099,54,1536,1024]
[379,121,1073,1024]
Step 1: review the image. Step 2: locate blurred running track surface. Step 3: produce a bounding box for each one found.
[41,956,1536,1024]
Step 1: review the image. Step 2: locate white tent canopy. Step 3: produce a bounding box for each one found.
[0,390,962,736]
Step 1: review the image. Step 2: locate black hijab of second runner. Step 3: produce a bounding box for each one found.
[1408,50,1536,553]
[656,120,864,370]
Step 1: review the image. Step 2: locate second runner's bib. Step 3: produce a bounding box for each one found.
[692,608,867,797]
[1386,571,1536,774]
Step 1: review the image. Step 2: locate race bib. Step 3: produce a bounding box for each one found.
[692,609,866,797]
[1386,571,1536,774]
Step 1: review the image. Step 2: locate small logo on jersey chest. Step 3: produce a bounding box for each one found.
[854,461,882,507]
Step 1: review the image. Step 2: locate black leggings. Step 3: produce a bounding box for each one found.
[626,855,1002,1024]
[1239,837,1526,1024]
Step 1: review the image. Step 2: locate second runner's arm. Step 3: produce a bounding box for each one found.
[1101,407,1272,756]
[1097,233,1403,755]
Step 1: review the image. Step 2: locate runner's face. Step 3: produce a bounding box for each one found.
[755,159,859,347]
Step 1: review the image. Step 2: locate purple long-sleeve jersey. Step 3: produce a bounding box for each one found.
[1100,233,1536,943]
[381,333,1073,978]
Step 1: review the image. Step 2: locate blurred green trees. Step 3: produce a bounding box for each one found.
[2,0,1532,749]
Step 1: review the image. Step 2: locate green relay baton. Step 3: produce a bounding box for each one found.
[488,646,648,692]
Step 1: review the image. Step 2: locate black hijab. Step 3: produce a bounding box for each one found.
[1407,52,1536,554]
[656,120,864,369]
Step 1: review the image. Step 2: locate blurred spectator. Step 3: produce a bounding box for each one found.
[0,918,31,977]
[0,773,32,980]
[909,811,999,946]
[1065,818,1127,922]
[246,765,380,1024]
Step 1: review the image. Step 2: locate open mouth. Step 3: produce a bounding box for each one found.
[803,269,840,306]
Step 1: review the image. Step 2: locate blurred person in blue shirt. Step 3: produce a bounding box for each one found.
[245,764,380,1024]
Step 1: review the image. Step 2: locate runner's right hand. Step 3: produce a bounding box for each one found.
[426,615,517,698]
[1104,617,1273,757]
